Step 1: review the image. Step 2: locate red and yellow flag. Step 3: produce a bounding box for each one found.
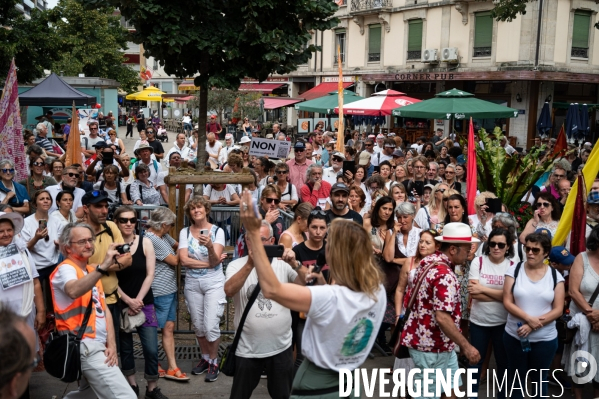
[336,45,344,152]
[65,102,82,166]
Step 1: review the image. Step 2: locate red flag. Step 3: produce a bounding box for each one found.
[466,118,477,215]
[570,173,587,256]
[552,125,567,157]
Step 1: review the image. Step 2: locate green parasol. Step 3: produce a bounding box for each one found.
[295,90,364,114]
[391,88,519,120]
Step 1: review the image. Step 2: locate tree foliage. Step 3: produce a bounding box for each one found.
[0,0,62,83]
[79,0,339,168]
[48,0,140,92]
[491,0,599,28]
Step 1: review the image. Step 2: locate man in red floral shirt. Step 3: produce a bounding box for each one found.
[401,223,481,398]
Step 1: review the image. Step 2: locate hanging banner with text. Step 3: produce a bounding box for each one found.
[249,138,291,159]
[0,244,31,290]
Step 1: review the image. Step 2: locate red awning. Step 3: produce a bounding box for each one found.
[174,95,195,104]
[263,97,302,110]
[300,82,353,101]
[238,83,285,93]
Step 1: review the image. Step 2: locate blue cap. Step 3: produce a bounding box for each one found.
[294,141,306,150]
[588,191,599,205]
[549,246,575,265]
[456,155,466,165]
[535,228,552,240]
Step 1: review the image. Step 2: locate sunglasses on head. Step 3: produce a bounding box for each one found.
[525,246,541,254]
[489,241,507,249]
[65,172,80,178]
[426,229,440,237]
[117,217,137,224]
[265,198,281,204]
[310,210,327,217]
[536,202,551,208]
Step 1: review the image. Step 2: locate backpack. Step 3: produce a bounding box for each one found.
[511,261,557,294]
[125,184,143,202]
[133,159,159,175]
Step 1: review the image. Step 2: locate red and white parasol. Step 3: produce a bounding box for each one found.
[334,89,421,116]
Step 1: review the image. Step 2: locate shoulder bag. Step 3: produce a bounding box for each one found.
[557,278,599,344]
[43,292,93,383]
[390,261,439,359]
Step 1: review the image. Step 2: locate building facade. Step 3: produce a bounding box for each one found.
[15,0,47,19]
[281,0,599,148]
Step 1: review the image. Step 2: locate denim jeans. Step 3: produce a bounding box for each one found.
[469,323,508,399]
[503,332,558,399]
[120,324,159,381]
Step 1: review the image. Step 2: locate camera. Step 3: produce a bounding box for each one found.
[115,244,131,254]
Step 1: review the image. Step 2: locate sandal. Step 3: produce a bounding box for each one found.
[158,365,166,378]
[164,367,190,382]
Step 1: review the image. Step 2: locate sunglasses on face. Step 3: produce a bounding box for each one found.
[89,127,98,130]
[554,174,565,179]
[332,157,343,162]
[536,202,551,208]
[32,162,44,167]
[438,189,446,193]
[1,168,14,173]
[117,217,137,224]
[276,170,288,175]
[64,172,80,178]
[295,148,305,152]
[265,198,281,204]
[365,144,373,147]
[525,246,541,255]
[489,241,507,249]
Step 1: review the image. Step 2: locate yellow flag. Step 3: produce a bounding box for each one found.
[336,45,344,153]
[552,143,599,245]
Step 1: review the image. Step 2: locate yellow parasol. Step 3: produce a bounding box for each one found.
[126,86,174,102]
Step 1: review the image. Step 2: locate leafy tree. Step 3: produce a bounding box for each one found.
[492,0,599,28]
[49,0,140,92]
[207,89,238,125]
[0,0,62,83]
[79,0,339,169]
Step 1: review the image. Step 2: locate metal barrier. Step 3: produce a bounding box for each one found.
[130,204,295,335]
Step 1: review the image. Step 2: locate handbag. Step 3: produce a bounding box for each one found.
[43,293,93,383]
[391,261,438,359]
[556,279,599,344]
[219,282,262,376]
[121,307,146,333]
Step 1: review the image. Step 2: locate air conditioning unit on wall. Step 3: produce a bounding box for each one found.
[441,47,459,62]
[422,49,438,63]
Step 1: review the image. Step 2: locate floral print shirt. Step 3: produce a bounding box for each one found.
[401,251,461,352]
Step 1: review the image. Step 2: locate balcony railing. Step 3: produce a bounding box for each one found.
[571,47,589,58]
[368,53,381,62]
[406,50,421,60]
[350,0,392,13]
[473,47,492,57]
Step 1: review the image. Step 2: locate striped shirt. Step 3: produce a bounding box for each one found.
[146,231,177,297]
[35,135,54,152]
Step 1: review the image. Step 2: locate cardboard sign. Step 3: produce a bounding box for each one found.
[248,137,291,159]
[0,244,31,290]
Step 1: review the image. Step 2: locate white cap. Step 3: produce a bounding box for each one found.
[239,136,251,144]
[225,133,233,140]
[376,134,385,139]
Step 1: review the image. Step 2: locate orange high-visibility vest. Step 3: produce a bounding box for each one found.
[50,259,106,340]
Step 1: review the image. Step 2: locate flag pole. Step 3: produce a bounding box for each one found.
[336,45,344,153]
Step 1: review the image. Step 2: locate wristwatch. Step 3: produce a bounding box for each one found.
[96,265,109,276]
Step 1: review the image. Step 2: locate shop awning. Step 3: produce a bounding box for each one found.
[174,96,195,104]
[178,81,199,91]
[238,83,286,93]
[263,97,302,110]
[300,82,353,101]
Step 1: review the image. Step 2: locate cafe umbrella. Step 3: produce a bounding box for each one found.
[334,89,420,116]
[579,104,590,141]
[536,102,552,139]
[295,90,364,114]
[564,103,580,143]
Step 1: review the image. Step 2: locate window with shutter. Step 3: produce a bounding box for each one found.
[473,11,493,57]
[335,30,346,64]
[572,11,591,58]
[407,20,423,60]
[368,25,381,62]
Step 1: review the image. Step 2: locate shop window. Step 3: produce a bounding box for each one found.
[335,29,346,64]
[407,19,423,60]
[572,11,591,58]
[368,25,381,62]
[473,11,493,58]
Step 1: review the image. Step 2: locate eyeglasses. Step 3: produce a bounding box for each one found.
[265,198,281,204]
[275,170,288,175]
[364,144,373,147]
[525,246,541,255]
[1,168,14,173]
[332,157,344,162]
[70,238,95,246]
[32,162,45,167]
[370,186,378,190]
[553,174,566,179]
[89,127,98,130]
[445,171,455,174]
[488,241,507,249]
[310,210,327,216]
[260,236,273,242]
[536,202,551,208]
[64,172,80,178]
[117,217,137,224]
[414,165,426,169]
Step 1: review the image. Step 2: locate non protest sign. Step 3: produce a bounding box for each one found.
[248,137,291,159]
[0,244,31,290]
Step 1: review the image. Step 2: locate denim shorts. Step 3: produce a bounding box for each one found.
[154,292,177,328]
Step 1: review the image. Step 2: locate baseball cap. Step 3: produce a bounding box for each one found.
[239,136,251,144]
[331,151,345,160]
[424,184,436,191]
[535,228,552,240]
[392,150,405,158]
[456,155,466,165]
[588,191,599,205]
[225,133,233,140]
[331,182,350,194]
[549,246,575,265]
[265,133,274,139]
[376,134,385,139]
[358,151,371,165]
[210,114,217,119]
[388,132,396,137]
[93,141,108,148]
[294,141,306,150]
[368,134,376,139]
[82,190,112,206]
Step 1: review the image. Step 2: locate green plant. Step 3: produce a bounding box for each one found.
[475,126,555,208]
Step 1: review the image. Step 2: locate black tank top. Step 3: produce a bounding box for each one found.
[117,233,154,306]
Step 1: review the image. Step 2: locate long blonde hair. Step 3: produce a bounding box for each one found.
[327,219,383,300]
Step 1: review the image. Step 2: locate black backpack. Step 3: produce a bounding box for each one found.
[125,184,143,202]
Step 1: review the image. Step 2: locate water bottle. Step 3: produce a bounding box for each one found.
[517,322,532,352]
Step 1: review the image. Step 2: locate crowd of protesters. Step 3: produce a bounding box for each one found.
[2,118,599,399]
